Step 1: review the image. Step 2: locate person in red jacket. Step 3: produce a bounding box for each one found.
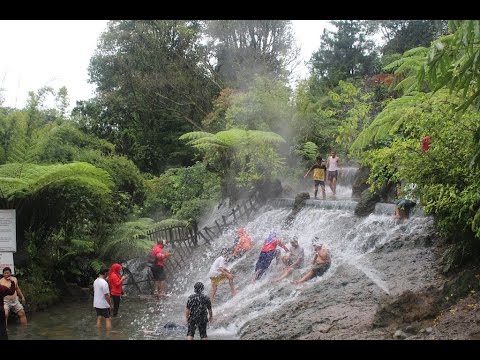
[253,231,289,282]
[0,277,16,340]
[108,263,126,317]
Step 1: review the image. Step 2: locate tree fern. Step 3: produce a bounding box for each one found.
[181,128,285,152]
[383,47,429,94]
[422,20,480,112]
[99,218,160,260]
[351,93,423,151]
[294,141,319,162]
[181,128,286,196]
[0,162,113,202]
[351,89,462,152]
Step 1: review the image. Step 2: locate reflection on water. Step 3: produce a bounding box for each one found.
[8,296,237,340]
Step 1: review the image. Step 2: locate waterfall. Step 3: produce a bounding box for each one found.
[130,206,432,339]
[127,168,431,339]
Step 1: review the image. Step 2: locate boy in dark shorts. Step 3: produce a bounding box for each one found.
[93,268,112,329]
[304,156,327,199]
[186,282,213,340]
[292,244,331,284]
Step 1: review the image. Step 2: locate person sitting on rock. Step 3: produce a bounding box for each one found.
[253,231,289,282]
[292,243,331,284]
[274,236,305,282]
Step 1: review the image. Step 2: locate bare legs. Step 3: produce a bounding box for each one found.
[209,284,218,304]
[228,277,236,297]
[329,178,337,196]
[5,309,27,326]
[292,270,315,284]
[210,277,236,304]
[154,280,168,299]
[274,266,294,282]
[96,316,111,330]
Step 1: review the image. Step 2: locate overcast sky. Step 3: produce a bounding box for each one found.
[0,20,330,111]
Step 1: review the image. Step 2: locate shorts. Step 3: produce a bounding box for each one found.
[4,299,24,314]
[286,258,304,269]
[210,273,228,287]
[95,307,111,318]
[395,199,416,211]
[314,180,325,187]
[327,171,337,181]
[187,321,208,338]
[312,263,330,278]
[151,265,166,281]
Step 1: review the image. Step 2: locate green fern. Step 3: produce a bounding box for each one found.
[99,218,160,260]
[383,47,429,94]
[294,141,319,162]
[0,162,113,202]
[423,21,480,112]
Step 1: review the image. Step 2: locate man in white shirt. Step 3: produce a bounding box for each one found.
[93,268,112,330]
[208,248,236,304]
[326,150,341,195]
[274,237,305,282]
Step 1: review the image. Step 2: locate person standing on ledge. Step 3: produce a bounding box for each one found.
[304,156,327,200]
[326,151,341,196]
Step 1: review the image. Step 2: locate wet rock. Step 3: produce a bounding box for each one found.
[283,192,310,226]
[351,166,370,199]
[393,330,407,339]
[354,188,379,217]
[373,288,443,328]
[442,269,480,306]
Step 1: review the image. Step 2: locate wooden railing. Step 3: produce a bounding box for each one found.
[124,192,263,291]
[196,192,261,244]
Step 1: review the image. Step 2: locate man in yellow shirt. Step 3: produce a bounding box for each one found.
[304,156,326,200]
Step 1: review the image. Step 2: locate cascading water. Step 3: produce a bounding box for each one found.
[127,167,433,340]
[333,166,358,199]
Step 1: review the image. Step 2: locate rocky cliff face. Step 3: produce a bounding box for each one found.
[239,227,449,339]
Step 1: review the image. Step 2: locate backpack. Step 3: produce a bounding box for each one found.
[146,253,156,267]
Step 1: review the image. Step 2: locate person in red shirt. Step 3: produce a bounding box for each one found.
[253,231,289,282]
[150,239,174,299]
[421,135,431,153]
[108,263,126,317]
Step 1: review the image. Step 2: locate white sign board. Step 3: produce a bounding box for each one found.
[0,210,16,252]
[0,252,14,274]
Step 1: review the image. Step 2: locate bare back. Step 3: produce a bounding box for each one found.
[314,248,331,265]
